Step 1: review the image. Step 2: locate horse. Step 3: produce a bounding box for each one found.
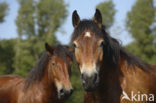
[0,43,73,103]
[71,9,156,103]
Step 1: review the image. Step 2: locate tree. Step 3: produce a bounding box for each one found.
[0,2,8,23]
[0,39,16,75]
[126,0,156,64]
[14,0,67,76]
[96,0,116,28]
[0,2,11,75]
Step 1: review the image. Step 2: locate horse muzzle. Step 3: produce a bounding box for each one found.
[58,88,74,100]
[81,72,99,92]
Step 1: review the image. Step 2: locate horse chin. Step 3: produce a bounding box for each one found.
[84,87,96,92]
[57,88,73,100]
[83,82,99,92]
[58,94,69,100]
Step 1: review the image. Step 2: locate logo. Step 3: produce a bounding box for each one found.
[121,91,155,102]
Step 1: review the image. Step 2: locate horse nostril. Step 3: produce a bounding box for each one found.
[93,73,98,82]
[70,88,74,95]
[81,73,86,85]
[60,88,64,94]
[81,73,84,79]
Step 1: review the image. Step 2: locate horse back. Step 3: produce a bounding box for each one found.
[149,64,156,93]
[0,75,24,103]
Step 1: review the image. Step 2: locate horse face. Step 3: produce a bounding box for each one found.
[49,56,73,99]
[73,32,104,91]
[72,9,104,91]
[45,43,73,99]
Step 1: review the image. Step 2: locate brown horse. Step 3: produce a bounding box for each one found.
[0,43,73,103]
[71,9,156,103]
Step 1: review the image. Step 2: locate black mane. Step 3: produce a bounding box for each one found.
[25,51,48,88]
[71,19,150,71]
[25,45,72,88]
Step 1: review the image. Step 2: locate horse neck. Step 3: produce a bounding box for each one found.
[29,65,62,103]
[99,58,122,87]
[91,58,122,102]
[22,64,60,103]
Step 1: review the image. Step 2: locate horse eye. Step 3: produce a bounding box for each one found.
[52,62,56,66]
[73,43,77,48]
[99,41,104,47]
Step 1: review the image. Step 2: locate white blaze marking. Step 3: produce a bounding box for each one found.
[55,81,63,99]
[55,81,63,91]
[84,32,91,37]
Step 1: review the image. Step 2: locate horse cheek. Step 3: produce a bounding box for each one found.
[75,50,81,64]
[99,50,103,62]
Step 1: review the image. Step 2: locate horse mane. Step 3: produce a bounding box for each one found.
[25,51,49,88]
[71,19,150,71]
[25,45,73,88]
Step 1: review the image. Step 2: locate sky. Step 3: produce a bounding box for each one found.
[0,0,136,45]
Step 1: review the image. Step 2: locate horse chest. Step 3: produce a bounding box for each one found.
[84,91,107,103]
[94,93,105,103]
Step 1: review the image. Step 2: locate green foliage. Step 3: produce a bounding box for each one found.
[14,0,67,76]
[0,2,8,23]
[0,39,16,75]
[96,0,116,28]
[67,64,84,103]
[126,0,156,64]
[126,0,155,41]
[16,0,35,38]
[13,38,37,76]
[37,0,68,38]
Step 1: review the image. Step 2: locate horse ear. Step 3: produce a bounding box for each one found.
[93,9,102,28]
[72,10,80,27]
[66,46,74,53]
[45,43,54,55]
[64,46,74,63]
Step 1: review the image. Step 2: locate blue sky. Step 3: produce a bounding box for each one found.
[0,0,136,45]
